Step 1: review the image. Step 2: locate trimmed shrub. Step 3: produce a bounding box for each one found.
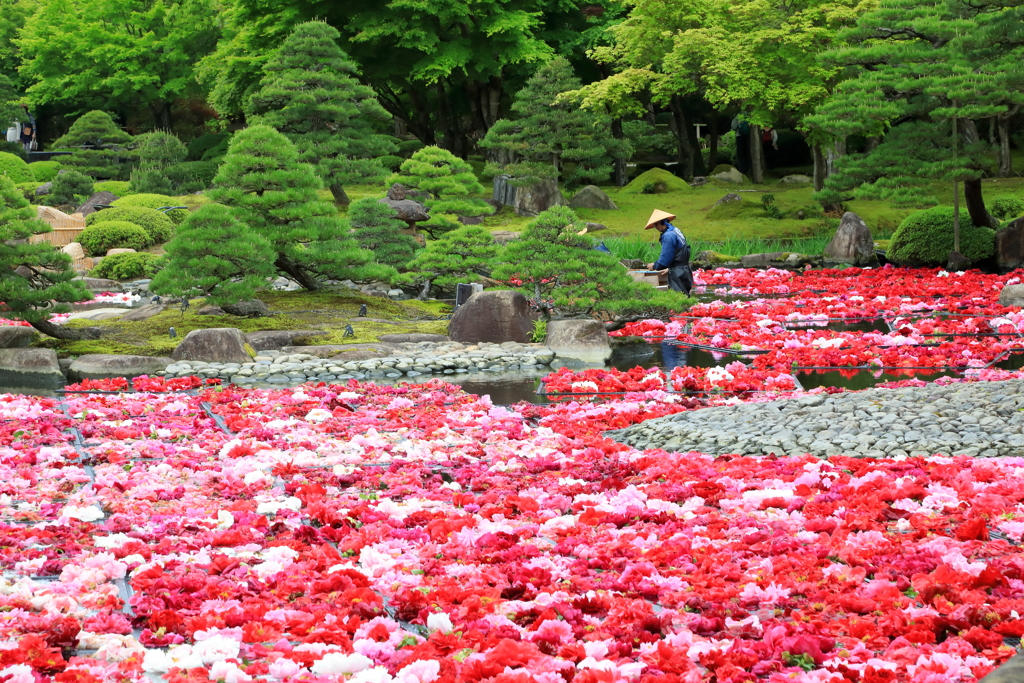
[0,151,33,183]
[377,155,404,172]
[110,193,189,224]
[86,206,174,244]
[991,197,1024,222]
[164,161,217,193]
[45,170,94,207]
[397,139,425,158]
[15,181,39,202]
[28,160,61,182]
[52,111,135,180]
[621,167,690,195]
[93,180,134,196]
[0,141,26,160]
[200,137,232,161]
[187,133,229,161]
[78,221,152,256]
[349,197,419,269]
[887,206,996,266]
[90,252,162,280]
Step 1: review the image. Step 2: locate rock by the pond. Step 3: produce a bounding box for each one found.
[491,231,522,244]
[569,185,619,211]
[378,198,429,225]
[995,216,1024,271]
[62,242,85,261]
[947,250,971,271]
[585,222,607,233]
[513,178,566,217]
[0,326,37,348]
[457,215,483,225]
[781,174,812,183]
[75,191,119,217]
[0,348,63,388]
[711,167,748,184]
[119,303,167,322]
[65,308,128,322]
[823,212,877,266]
[74,277,123,292]
[545,319,612,363]
[448,290,538,344]
[245,330,328,351]
[106,248,137,256]
[68,354,172,381]
[378,333,449,343]
[171,328,252,364]
[222,300,270,318]
[386,183,430,203]
[999,284,1024,308]
[714,193,743,207]
[35,182,52,197]
[197,305,226,316]
[740,252,787,268]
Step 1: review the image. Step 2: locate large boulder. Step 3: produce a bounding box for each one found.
[569,185,619,210]
[995,217,1024,271]
[222,300,270,318]
[378,198,429,226]
[740,252,787,268]
[74,277,123,292]
[0,326,37,349]
[68,354,171,381]
[171,328,252,364]
[711,167,749,184]
[448,291,538,343]
[545,319,612,363]
[0,348,64,388]
[781,174,812,184]
[106,248,137,256]
[64,308,128,322]
[75,191,119,217]
[245,330,328,352]
[513,178,566,217]
[119,303,167,322]
[999,284,1024,308]
[35,182,52,197]
[386,183,430,202]
[823,212,878,266]
[491,231,522,244]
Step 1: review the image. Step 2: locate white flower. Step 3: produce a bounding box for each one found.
[256,497,302,515]
[427,612,454,634]
[193,634,241,664]
[209,660,252,683]
[395,660,440,683]
[351,667,396,683]
[63,505,104,522]
[305,408,332,423]
[311,653,374,676]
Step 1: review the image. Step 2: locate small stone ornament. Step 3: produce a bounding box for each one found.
[358,304,367,317]
[343,324,355,338]
[169,327,176,338]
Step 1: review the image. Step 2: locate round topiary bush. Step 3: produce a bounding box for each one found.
[86,206,174,244]
[991,197,1024,222]
[45,170,94,207]
[78,221,152,256]
[376,155,403,172]
[0,151,33,183]
[110,193,189,224]
[28,160,61,182]
[886,206,996,266]
[89,252,162,280]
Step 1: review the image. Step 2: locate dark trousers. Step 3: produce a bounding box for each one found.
[668,264,693,295]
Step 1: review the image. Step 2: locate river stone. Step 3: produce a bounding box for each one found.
[386,183,430,202]
[0,348,63,388]
[714,193,743,207]
[378,198,429,226]
[119,303,167,322]
[75,191,118,217]
[740,252,787,268]
[995,217,1024,271]
[947,250,971,271]
[68,354,172,381]
[781,174,812,183]
[106,248,137,256]
[999,284,1024,308]
[513,178,566,217]
[74,277,123,292]
[711,167,748,184]
[491,231,522,244]
[448,290,538,344]
[585,222,607,233]
[62,242,85,261]
[281,343,399,360]
[569,185,618,210]
[35,182,52,197]
[377,333,449,343]
[171,328,252,364]
[197,305,226,316]
[545,319,612,363]
[222,300,270,318]
[245,330,328,351]
[0,327,37,348]
[823,212,877,266]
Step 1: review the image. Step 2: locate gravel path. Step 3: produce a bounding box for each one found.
[608,379,1024,458]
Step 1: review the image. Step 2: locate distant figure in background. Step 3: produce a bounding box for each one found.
[20,124,35,153]
[645,209,692,295]
[731,116,751,175]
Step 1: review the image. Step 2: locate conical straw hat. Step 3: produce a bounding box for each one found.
[645,209,676,229]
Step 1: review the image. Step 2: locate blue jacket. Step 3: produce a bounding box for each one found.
[653,224,687,270]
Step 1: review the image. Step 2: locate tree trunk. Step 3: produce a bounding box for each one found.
[812,145,827,191]
[963,178,997,228]
[29,318,101,340]
[275,256,321,291]
[997,107,1020,178]
[825,137,846,177]
[866,136,880,153]
[611,118,627,187]
[685,110,704,176]
[749,124,765,183]
[418,280,431,300]
[708,118,719,171]
[148,102,172,130]
[329,183,351,206]
[668,96,695,179]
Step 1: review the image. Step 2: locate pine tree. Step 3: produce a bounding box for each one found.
[44,170,94,208]
[246,21,397,206]
[349,198,419,271]
[481,57,630,190]
[492,206,683,321]
[209,125,394,290]
[130,131,188,195]
[150,204,277,304]
[402,225,497,298]
[388,146,490,238]
[52,111,135,181]
[0,175,93,340]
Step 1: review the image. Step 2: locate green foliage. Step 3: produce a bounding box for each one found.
[51,111,135,181]
[93,181,134,197]
[247,21,396,205]
[0,152,33,183]
[187,133,229,161]
[15,182,39,202]
[403,225,498,292]
[44,170,94,207]
[482,58,629,189]
[397,140,425,158]
[78,221,152,256]
[762,194,784,219]
[86,206,175,244]
[493,206,688,320]
[530,318,547,343]
[887,207,995,266]
[389,146,490,238]
[377,155,404,172]
[111,193,189,224]
[210,124,394,289]
[991,197,1024,221]
[349,198,419,271]
[0,175,91,323]
[28,160,61,183]
[164,161,218,193]
[622,121,675,161]
[90,252,162,280]
[0,141,26,160]
[129,167,173,195]
[150,203,277,304]
[621,168,690,195]
[130,131,190,194]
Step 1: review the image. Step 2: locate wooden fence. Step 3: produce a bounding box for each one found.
[27,217,86,247]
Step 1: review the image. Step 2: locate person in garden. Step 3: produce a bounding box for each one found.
[645,209,692,295]
[20,124,35,152]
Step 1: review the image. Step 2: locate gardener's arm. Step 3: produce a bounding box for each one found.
[651,232,680,270]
